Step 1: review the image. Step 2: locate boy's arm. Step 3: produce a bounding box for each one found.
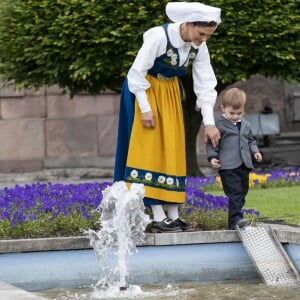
[248,128,260,154]
[206,140,221,168]
[206,139,219,162]
[247,126,263,162]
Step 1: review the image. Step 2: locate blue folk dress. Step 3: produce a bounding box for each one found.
[114,24,198,206]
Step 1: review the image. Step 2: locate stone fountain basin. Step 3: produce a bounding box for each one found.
[0,225,299,292]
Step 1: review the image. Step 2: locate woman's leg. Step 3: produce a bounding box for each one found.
[150,204,181,233]
[151,205,167,222]
[166,204,179,220]
[167,204,194,231]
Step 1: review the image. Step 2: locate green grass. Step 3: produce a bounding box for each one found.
[206,186,300,226]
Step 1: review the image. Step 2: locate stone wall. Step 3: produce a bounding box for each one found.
[196,75,300,166]
[0,75,299,173]
[0,85,119,173]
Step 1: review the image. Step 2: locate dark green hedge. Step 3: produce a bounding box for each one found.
[0,0,299,95]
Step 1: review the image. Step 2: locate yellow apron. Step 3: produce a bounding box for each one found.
[125,74,186,204]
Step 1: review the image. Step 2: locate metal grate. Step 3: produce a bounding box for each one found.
[237,225,300,286]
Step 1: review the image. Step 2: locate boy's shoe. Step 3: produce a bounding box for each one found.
[236,218,249,229]
[229,218,249,230]
[151,218,182,233]
[174,218,194,232]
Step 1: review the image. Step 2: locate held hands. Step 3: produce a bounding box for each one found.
[142,111,155,128]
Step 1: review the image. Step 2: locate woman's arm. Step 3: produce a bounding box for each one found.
[127,26,167,113]
[192,42,217,126]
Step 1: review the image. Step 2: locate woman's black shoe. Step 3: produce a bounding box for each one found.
[151,218,182,233]
[174,218,194,232]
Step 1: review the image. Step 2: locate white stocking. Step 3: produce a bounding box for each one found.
[151,205,167,222]
[167,204,179,220]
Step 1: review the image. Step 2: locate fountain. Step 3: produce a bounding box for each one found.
[88,181,150,291]
[0,182,299,299]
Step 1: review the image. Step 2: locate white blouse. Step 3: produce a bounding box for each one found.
[127,22,217,126]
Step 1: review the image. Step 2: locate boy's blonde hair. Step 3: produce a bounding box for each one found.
[221,88,247,109]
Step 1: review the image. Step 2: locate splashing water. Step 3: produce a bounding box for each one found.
[88,181,150,291]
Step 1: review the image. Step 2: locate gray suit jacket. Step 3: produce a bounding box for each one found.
[206,115,260,170]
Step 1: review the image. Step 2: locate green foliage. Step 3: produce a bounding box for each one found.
[208,0,300,86]
[0,211,101,240]
[0,0,299,95]
[207,186,300,225]
[246,186,300,225]
[260,178,300,188]
[180,204,228,230]
[0,0,169,95]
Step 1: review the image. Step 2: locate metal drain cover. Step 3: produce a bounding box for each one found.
[237,225,300,286]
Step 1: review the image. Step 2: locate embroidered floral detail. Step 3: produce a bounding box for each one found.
[158,176,166,184]
[145,172,153,181]
[171,53,178,60]
[130,169,138,178]
[125,167,185,191]
[167,49,174,57]
[170,52,178,66]
[170,59,177,66]
[166,177,174,185]
[189,52,196,59]
[184,47,198,67]
[165,48,178,66]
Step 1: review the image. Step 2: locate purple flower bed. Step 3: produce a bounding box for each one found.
[1,168,298,229]
[186,176,260,217]
[0,181,111,227]
[266,168,300,183]
[186,177,228,211]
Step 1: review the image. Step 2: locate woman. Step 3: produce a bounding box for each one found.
[114,2,221,232]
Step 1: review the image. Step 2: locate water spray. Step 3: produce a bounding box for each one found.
[88,181,150,291]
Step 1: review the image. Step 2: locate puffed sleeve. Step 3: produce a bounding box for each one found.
[192,42,218,126]
[127,26,167,113]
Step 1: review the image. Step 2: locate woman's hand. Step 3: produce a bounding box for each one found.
[204,125,220,147]
[142,111,155,128]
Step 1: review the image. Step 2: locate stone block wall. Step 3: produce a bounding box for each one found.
[0,75,299,173]
[197,75,300,166]
[0,85,119,172]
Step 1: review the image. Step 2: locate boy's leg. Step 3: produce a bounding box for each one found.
[219,168,248,229]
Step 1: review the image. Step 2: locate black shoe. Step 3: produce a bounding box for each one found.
[151,218,182,233]
[229,218,249,230]
[174,218,194,232]
[236,218,249,229]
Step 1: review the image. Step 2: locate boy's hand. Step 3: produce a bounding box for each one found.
[254,152,263,162]
[210,158,221,169]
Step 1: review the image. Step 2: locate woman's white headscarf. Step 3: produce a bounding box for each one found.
[166,2,221,25]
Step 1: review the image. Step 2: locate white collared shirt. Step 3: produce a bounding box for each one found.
[127,23,217,125]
